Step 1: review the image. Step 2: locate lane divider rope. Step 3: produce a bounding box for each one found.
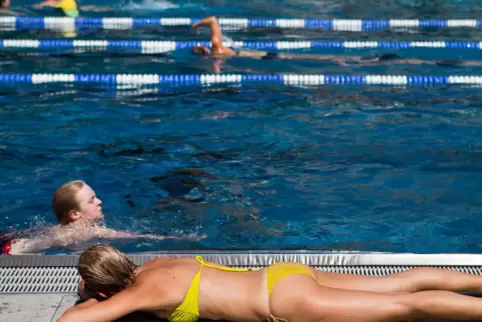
[0,73,480,85]
[1,40,481,52]
[0,17,481,31]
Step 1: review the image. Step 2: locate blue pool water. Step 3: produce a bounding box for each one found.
[1,0,482,254]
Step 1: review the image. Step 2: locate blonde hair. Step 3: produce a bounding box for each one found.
[79,244,136,294]
[52,180,85,224]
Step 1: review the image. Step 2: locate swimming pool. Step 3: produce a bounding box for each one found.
[1,0,482,254]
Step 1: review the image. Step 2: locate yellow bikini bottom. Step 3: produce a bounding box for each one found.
[267,262,313,296]
[266,262,314,322]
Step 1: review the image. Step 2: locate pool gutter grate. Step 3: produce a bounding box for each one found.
[2,251,482,294]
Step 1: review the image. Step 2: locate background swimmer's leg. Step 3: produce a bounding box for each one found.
[435,60,464,67]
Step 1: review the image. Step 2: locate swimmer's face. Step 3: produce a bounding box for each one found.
[72,184,103,222]
[1,0,10,8]
[192,46,211,56]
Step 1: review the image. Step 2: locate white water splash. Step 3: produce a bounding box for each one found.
[223,35,238,47]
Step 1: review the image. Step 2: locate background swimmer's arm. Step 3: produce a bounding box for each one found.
[193,16,235,55]
[193,16,224,52]
[58,284,148,322]
[35,0,60,8]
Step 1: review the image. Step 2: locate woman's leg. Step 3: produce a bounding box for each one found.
[315,267,482,293]
[272,275,482,322]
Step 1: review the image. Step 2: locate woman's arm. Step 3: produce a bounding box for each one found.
[57,285,147,322]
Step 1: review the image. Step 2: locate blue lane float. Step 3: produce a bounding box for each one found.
[0,73,480,86]
[0,39,481,52]
[1,17,482,31]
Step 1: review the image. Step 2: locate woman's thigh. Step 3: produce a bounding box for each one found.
[314,270,410,293]
[270,275,411,322]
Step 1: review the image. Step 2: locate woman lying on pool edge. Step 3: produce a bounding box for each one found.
[60,243,482,322]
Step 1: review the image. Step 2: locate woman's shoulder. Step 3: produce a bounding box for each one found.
[133,262,198,310]
[138,257,199,271]
[137,258,199,280]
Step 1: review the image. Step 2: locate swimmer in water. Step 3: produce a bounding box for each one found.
[34,0,113,17]
[0,180,206,255]
[192,16,482,72]
[191,16,377,63]
[35,0,79,17]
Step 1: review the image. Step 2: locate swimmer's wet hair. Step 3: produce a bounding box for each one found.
[79,244,136,295]
[52,180,85,224]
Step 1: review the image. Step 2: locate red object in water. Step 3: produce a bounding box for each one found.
[1,240,12,255]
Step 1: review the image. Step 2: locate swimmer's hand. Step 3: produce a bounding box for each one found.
[192,16,217,29]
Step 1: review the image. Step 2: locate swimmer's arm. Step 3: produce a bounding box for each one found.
[192,16,226,54]
[58,285,149,322]
[95,227,206,241]
[35,0,60,8]
[0,225,52,240]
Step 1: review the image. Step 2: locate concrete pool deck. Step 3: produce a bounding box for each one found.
[0,294,77,322]
[0,294,167,321]
[0,294,170,321]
